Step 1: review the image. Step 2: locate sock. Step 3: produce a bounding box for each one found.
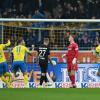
[24,74,28,88]
[44,75,48,83]
[70,75,75,86]
[40,76,45,85]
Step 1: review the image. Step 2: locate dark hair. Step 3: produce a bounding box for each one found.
[17,37,23,44]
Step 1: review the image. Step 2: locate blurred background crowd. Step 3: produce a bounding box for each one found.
[0,0,100,19]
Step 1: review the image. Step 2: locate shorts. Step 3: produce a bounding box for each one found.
[11,61,27,73]
[39,60,48,73]
[67,62,78,71]
[0,62,9,76]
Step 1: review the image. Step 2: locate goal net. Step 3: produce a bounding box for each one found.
[0,19,100,51]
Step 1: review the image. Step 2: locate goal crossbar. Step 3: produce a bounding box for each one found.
[0,18,100,22]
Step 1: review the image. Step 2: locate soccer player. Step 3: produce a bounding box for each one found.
[11,37,33,88]
[36,38,53,87]
[62,34,79,88]
[92,41,100,76]
[0,40,12,88]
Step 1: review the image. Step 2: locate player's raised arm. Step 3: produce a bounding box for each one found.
[25,46,32,56]
[2,40,11,48]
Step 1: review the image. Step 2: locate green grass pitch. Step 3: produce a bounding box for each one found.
[0,88,100,100]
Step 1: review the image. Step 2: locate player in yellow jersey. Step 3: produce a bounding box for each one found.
[92,41,100,76]
[95,43,100,76]
[11,38,33,88]
[0,40,12,88]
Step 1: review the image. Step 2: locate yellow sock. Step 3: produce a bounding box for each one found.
[1,76,12,88]
[24,74,28,88]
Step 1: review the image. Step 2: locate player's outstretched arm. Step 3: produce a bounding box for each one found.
[5,40,11,47]
[27,45,35,56]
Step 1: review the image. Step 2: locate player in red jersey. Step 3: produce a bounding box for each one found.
[62,34,78,88]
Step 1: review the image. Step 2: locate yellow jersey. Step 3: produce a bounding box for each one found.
[96,45,100,54]
[0,40,11,63]
[95,45,100,62]
[12,45,30,61]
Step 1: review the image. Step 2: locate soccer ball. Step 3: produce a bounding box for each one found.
[51,60,56,66]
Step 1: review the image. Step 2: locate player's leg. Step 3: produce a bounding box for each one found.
[1,62,12,88]
[67,63,71,83]
[3,62,12,83]
[67,63,77,88]
[0,63,5,85]
[20,62,28,88]
[39,61,46,86]
[70,64,78,88]
[70,70,76,88]
[11,61,19,80]
[44,63,48,84]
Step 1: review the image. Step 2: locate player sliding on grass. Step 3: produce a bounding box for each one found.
[92,40,100,76]
[0,40,12,88]
[62,34,79,88]
[11,37,33,88]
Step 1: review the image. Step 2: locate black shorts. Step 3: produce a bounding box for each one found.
[39,60,48,73]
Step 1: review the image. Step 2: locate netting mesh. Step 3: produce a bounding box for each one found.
[0,21,100,50]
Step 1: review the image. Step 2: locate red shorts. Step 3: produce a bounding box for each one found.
[67,63,78,71]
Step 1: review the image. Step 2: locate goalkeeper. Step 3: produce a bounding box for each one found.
[92,41,100,76]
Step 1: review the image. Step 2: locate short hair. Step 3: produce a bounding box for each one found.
[44,38,49,43]
[17,37,24,44]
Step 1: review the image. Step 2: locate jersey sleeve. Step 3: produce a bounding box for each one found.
[25,47,30,53]
[4,40,11,47]
[73,43,78,58]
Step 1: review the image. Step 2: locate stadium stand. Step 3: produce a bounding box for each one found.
[0,0,100,19]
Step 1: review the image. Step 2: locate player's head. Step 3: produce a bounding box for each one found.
[43,38,49,46]
[17,37,25,45]
[68,34,74,43]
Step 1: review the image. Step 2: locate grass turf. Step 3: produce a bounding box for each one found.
[0,88,99,100]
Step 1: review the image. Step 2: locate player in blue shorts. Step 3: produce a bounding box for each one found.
[0,40,12,88]
[11,37,33,88]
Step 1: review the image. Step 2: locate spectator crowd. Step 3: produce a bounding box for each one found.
[0,0,100,19]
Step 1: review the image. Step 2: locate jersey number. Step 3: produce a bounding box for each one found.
[16,46,21,54]
[39,50,46,57]
[0,52,2,58]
